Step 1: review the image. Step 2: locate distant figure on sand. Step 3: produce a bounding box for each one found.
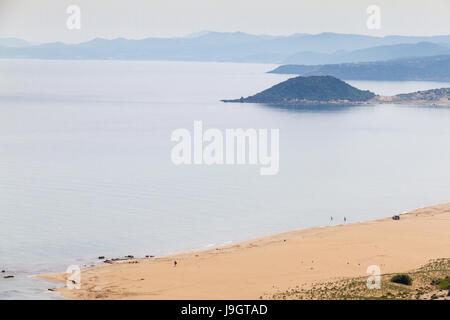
[330,216,333,222]
[174,261,177,267]
[344,217,347,223]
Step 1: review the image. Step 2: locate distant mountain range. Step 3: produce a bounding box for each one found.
[0,38,32,48]
[282,42,450,65]
[269,55,450,81]
[2,32,450,64]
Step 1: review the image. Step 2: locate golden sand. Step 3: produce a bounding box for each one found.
[40,203,450,299]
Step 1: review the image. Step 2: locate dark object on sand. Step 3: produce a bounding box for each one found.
[3,275,14,279]
[126,255,134,259]
[104,257,133,264]
[174,261,177,267]
[391,274,412,285]
[392,215,400,220]
[98,256,105,260]
[48,288,56,291]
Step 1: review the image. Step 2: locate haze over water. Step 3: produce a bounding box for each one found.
[1,59,450,299]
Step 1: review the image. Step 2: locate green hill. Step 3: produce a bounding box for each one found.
[222,76,375,104]
[268,55,450,81]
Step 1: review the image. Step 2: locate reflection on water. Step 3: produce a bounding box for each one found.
[257,103,364,113]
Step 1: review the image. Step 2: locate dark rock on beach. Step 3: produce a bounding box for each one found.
[104,256,135,264]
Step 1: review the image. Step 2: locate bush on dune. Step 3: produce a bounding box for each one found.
[390,274,413,286]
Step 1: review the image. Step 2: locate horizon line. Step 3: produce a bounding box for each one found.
[4,31,450,46]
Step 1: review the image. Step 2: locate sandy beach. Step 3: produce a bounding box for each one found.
[40,203,450,300]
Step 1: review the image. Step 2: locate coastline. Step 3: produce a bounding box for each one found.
[222,96,450,107]
[40,203,450,300]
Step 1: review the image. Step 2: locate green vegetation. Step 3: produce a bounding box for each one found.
[437,276,450,290]
[394,88,450,102]
[222,76,375,104]
[266,258,449,300]
[269,55,450,81]
[391,274,412,286]
[268,55,450,81]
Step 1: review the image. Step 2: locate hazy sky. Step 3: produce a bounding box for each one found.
[1,0,450,43]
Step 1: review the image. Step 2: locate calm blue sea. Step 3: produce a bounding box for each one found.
[1,59,450,299]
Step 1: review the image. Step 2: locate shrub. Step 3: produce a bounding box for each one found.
[390,274,412,286]
[438,277,450,290]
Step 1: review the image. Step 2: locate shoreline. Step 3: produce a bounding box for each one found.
[40,203,450,300]
[222,97,450,107]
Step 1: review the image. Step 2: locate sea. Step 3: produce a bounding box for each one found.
[1,59,450,299]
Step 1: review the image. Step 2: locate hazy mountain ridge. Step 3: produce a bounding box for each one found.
[0,38,31,48]
[283,42,450,65]
[269,55,450,81]
[2,32,450,63]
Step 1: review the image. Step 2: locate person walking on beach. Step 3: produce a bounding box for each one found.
[174,260,177,267]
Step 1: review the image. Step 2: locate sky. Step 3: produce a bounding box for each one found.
[1,0,450,43]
